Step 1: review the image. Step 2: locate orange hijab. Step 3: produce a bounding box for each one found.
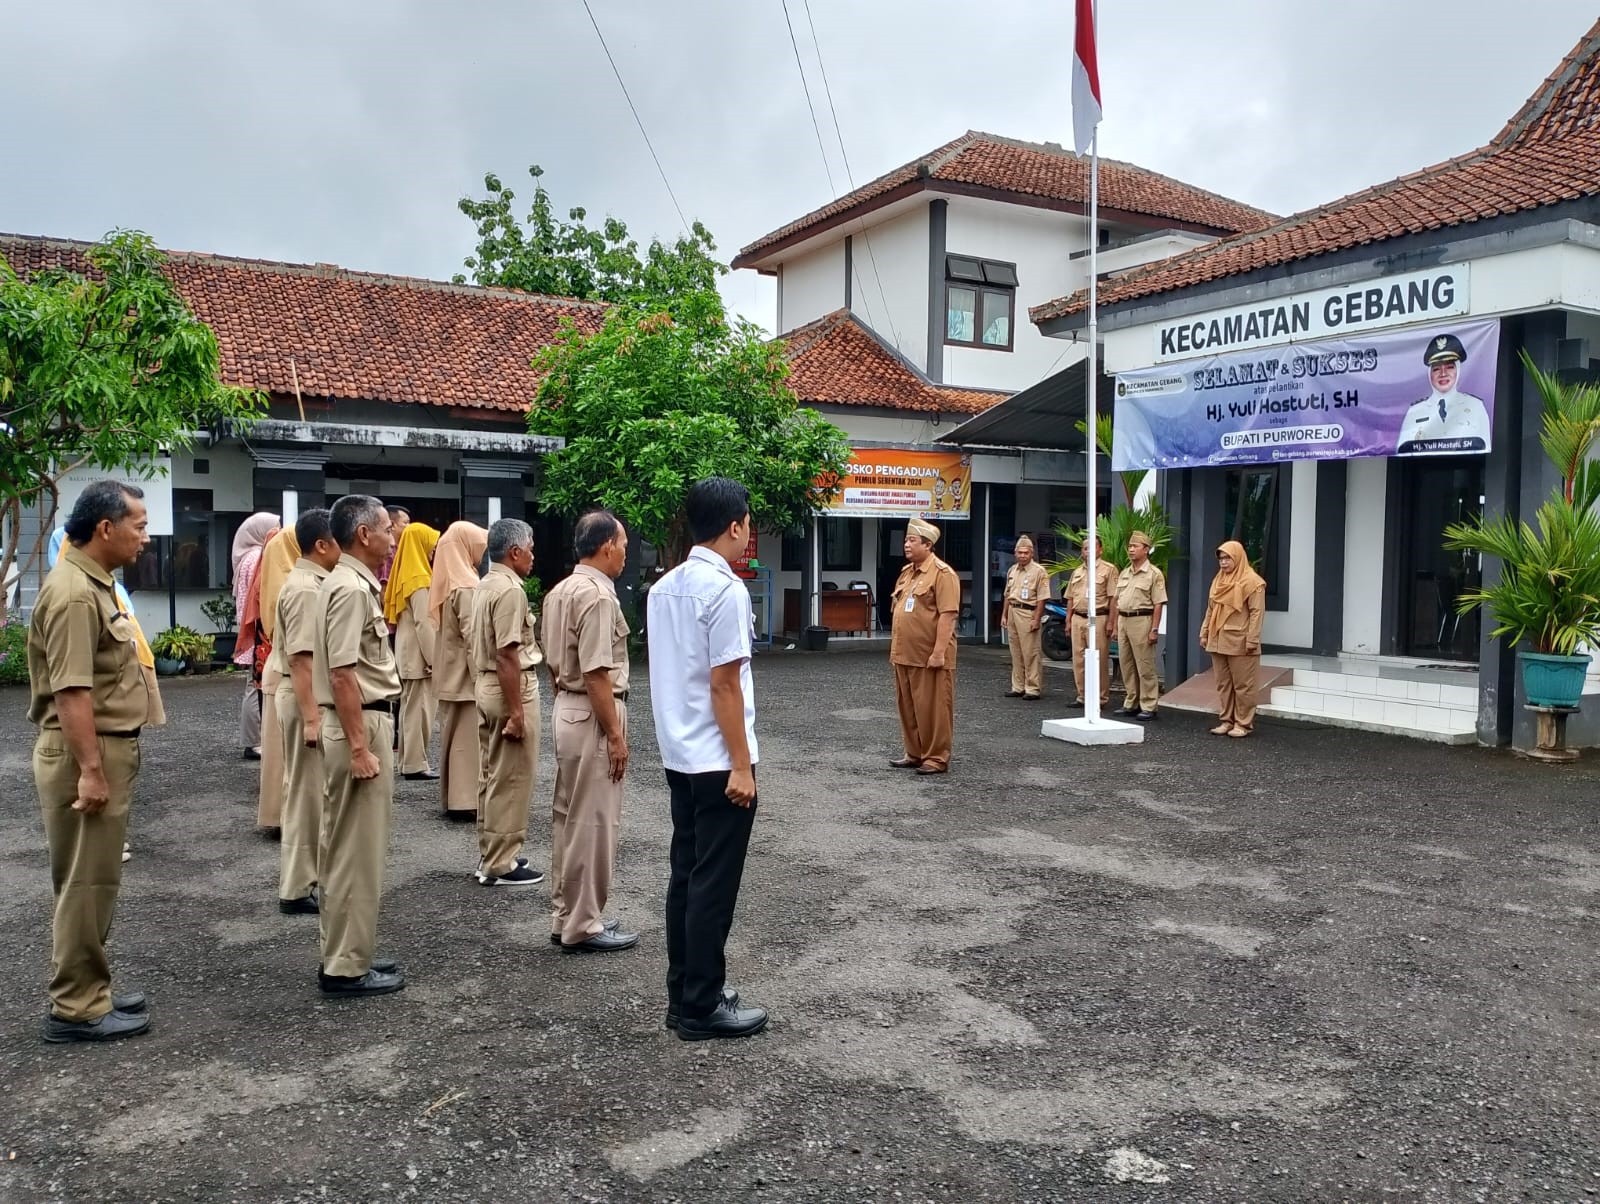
[1207,540,1266,619]
[257,528,302,642]
[429,522,489,629]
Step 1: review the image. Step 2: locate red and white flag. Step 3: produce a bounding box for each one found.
[1072,0,1102,156]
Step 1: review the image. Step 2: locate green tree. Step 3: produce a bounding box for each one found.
[1042,413,1178,580]
[454,165,720,314]
[528,290,852,565]
[0,229,264,618]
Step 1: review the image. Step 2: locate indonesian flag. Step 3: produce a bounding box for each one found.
[1072,0,1102,156]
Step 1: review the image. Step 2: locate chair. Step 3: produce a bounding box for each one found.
[846,579,875,631]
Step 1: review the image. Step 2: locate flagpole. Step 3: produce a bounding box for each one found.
[1083,130,1102,723]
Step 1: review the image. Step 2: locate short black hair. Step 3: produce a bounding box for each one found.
[330,494,384,550]
[685,477,750,545]
[573,510,622,560]
[486,517,533,563]
[64,481,144,545]
[386,505,410,521]
[295,507,333,552]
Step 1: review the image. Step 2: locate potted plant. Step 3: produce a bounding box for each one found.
[184,630,217,674]
[201,593,238,662]
[150,627,190,676]
[1445,352,1600,709]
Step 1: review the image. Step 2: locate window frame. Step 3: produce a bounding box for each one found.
[943,255,1017,352]
[1222,465,1292,612]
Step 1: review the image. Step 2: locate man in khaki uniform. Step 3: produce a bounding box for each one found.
[889,517,961,775]
[1109,530,1167,721]
[471,518,545,888]
[28,481,155,1043]
[311,494,404,996]
[543,510,638,952]
[1066,535,1120,709]
[1000,534,1050,700]
[271,508,340,916]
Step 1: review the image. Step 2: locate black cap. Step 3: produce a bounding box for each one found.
[1423,333,1466,366]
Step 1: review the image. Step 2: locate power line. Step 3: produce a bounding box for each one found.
[581,0,689,232]
[781,0,838,197]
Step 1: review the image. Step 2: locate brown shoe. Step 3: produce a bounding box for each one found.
[1210,723,1232,735]
[1228,726,1252,738]
[915,764,947,775]
[889,756,921,768]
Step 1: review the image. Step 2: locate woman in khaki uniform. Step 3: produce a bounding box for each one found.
[430,522,488,820]
[383,522,441,780]
[1199,540,1267,738]
[255,528,298,833]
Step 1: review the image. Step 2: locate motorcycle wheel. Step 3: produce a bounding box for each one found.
[1041,621,1071,662]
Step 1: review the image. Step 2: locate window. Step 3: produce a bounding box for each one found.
[945,255,1016,351]
[779,519,864,573]
[126,489,246,593]
[1223,466,1289,609]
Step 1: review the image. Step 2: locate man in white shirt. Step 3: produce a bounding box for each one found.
[647,478,768,1042]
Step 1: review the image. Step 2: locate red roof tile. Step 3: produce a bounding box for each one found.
[781,310,1007,416]
[0,235,605,412]
[1031,20,1600,325]
[733,132,1274,267]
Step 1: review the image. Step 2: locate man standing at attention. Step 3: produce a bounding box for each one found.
[271,508,340,916]
[1066,534,1119,710]
[543,510,637,953]
[1000,534,1049,701]
[29,481,155,1043]
[889,517,960,775]
[312,495,404,996]
[1109,530,1167,721]
[470,518,545,889]
[648,478,768,1041]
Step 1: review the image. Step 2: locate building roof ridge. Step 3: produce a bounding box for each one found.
[1493,17,1600,147]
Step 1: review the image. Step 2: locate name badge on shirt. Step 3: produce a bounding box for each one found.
[904,593,916,613]
[1020,588,1032,601]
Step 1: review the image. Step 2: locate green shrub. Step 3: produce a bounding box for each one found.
[0,618,28,686]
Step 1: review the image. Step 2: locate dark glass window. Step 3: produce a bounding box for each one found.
[1223,466,1289,609]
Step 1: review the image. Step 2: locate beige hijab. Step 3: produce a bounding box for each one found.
[429,521,488,629]
[1206,540,1266,620]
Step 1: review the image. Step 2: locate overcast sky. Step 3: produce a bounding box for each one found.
[3,1,1594,332]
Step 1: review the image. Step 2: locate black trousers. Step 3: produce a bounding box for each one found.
[665,768,757,1020]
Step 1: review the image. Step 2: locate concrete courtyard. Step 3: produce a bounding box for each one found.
[0,647,1596,1202]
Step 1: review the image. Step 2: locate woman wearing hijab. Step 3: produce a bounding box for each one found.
[1199,539,1267,738]
[254,527,300,833]
[430,521,488,820]
[384,521,441,781]
[231,513,280,758]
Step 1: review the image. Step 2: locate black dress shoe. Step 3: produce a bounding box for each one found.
[889,756,921,769]
[550,918,618,945]
[402,769,440,781]
[1135,710,1159,721]
[665,987,740,1031]
[1115,706,1140,716]
[259,826,282,842]
[443,809,477,824]
[43,1008,150,1044]
[319,957,399,975]
[676,999,769,1042]
[562,927,640,954]
[1004,690,1025,698]
[113,990,147,1014]
[279,891,319,915]
[317,968,406,996]
[1022,693,1041,701]
[242,747,262,762]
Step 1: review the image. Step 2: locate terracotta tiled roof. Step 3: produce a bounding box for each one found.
[0,234,605,413]
[733,132,1275,267]
[1031,19,1600,325]
[781,309,1008,416]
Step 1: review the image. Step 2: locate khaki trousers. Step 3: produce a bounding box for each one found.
[398,677,436,775]
[476,674,539,877]
[34,730,139,1022]
[1071,614,1112,705]
[257,666,285,829]
[1007,611,1043,696]
[1211,652,1260,731]
[275,684,321,901]
[319,711,394,978]
[551,693,626,943]
[437,699,483,816]
[240,677,261,749]
[1118,615,1162,712]
[893,662,955,771]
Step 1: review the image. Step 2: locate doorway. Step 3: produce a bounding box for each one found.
[1399,457,1484,660]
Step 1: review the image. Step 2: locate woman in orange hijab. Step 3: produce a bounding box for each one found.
[254,527,300,833]
[430,522,489,819]
[383,522,442,780]
[1199,540,1267,738]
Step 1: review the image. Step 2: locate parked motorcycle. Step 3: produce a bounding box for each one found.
[1040,598,1071,662]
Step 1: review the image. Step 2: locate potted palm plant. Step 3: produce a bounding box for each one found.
[1444,352,1600,709]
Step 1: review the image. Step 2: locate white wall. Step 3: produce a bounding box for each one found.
[778,241,846,333]
[846,207,930,373]
[1262,461,1317,648]
[940,198,1087,393]
[1342,458,1388,654]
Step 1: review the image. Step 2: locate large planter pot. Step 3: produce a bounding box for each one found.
[155,656,185,677]
[1520,650,1592,709]
[211,632,238,663]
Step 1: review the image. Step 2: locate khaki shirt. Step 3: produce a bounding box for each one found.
[395,587,435,681]
[1067,559,1120,615]
[471,563,544,675]
[1115,561,1168,613]
[889,554,960,668]
[433,587,476,702]
[27,546,151,732]
[268,558,329,679]
[542,564,629,695]
[312,554,400,713]
[1003,561,1051,610]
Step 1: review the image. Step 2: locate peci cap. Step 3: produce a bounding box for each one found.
[1423,333,1466,366]
[907,517,940,545]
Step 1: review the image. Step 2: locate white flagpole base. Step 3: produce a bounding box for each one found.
[1041,716,1144,745]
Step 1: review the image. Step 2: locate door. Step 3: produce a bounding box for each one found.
[1399,458,1483,660]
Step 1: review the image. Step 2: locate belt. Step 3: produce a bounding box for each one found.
[1121,609,1154,617]
[361,700,396,715]
[102,729,142,739]
[1009,601,1040,610]
[561,689,629,702]
[1072,610,1110,618]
